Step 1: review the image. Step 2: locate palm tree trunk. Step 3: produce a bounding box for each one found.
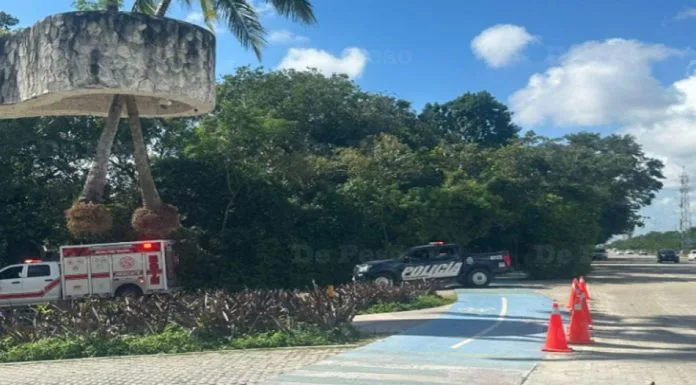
[76,0,122,202]
[155,0,173,16]
[78,95,122,203]
[124,95,162,209]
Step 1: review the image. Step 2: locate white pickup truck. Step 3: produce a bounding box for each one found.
[0,240,179,307]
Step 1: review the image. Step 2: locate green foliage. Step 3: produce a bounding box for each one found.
[420,91,520,147]
[358,294,455,315]
[609,228,696,252]
[0,282,435,362]
[0,67,663,280]
[0,282,434,344]
[0,326,361,363]
[0,11,18,36]
[72,0,123,11]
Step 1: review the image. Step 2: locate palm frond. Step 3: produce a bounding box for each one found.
[266,0,316,24]
[199,0,218,26]
[132,0,157,13]
[214,0,266,60]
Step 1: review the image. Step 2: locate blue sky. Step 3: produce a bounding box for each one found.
[7,0,696,236]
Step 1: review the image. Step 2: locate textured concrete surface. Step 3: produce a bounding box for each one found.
[0,346,352,385]
[0,11,215,119]
[265,290,551,385]
[524,254,696,385]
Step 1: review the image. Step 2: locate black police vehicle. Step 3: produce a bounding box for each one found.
[352,241,512,288]
[657,248,679,263]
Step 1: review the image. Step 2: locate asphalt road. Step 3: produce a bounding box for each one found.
[525,251,696,385]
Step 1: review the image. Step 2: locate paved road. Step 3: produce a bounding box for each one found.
[525,252,696,385]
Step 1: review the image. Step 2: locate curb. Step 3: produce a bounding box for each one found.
[0,343,365,367]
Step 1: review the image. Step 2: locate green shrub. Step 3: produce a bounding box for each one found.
[0,325,363,363]
[0,281,431,360]
[358,294,455,315]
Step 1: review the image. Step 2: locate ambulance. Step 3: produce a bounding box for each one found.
[0,240,178,307]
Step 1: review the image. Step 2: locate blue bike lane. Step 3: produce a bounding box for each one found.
[266,289,553,385]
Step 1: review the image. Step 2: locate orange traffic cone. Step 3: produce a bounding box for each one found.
[567,292,593,344]
[581,290,592,326]
[542,302,573,352]
[579,276,591,300]
[565,278,579,310]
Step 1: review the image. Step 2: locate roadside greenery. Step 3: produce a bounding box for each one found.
[609,228,696,252]
[0,326,362,363]
[358,294,455,315]
[0,67,664,284]
[0,282,438,362]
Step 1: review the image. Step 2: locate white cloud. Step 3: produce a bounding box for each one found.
[509,37,696,195]
[277,47,368,79]
[268,29,310,44]
[658,197,674,206]
[185,12,203,23]
[510,39,682,127]
[252,1,275,16]
[184,11,224,35]
[674,7,696,21]
[471,24,539,68]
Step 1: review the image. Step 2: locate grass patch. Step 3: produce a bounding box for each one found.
[357,293,456,315]
[0,325,363,363]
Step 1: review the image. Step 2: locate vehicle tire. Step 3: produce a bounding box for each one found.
[373,274,395,286]
[467,268,492,288]
[116,284,143,297]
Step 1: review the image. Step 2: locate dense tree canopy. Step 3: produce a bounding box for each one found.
[0,11,19,36]
[609,229,695,252]
[0,66,664,286]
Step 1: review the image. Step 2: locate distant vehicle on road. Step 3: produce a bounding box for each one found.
[352,241,512,288]
[688,250,696,261]
[657,249,679,263]
[639,251,648,255]
[592,248,608,260]
[617,250,625,255]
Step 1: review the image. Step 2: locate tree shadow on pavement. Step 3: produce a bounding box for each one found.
[355,317,547,339]
[587,265,696,285]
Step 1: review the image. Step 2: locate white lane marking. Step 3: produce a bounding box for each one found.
[450,297,508,349]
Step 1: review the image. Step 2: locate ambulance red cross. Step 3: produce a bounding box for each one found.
[0,240,179,307]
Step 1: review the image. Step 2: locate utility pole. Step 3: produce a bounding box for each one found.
[679,169,692,253]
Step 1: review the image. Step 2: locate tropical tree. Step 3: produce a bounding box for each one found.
[419,91,520,148]
[66,0,317,238]
[0,11,19,36]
